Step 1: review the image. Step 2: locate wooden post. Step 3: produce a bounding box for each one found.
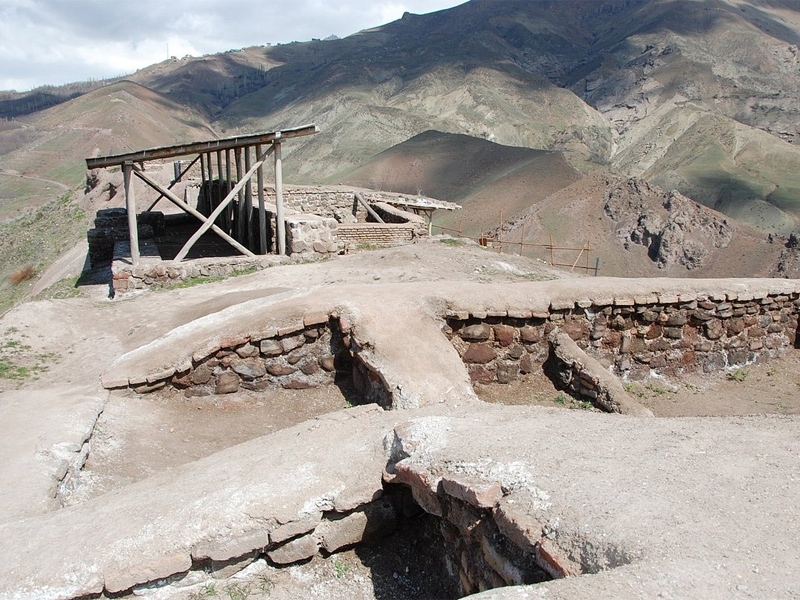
[236,148,245,242]
[586,242,591,274]
[146,155,200,211]
[256,143,266,254]
[595,257,601,276]
[225,149,232,236]
[354,192,384,223]
[570,242,588,272]
[498,211,503,253]
[123,162,140,266]
[216,151,225,232]
[245,146,253,249]
[275,141,286,255]
[550,234,554,266]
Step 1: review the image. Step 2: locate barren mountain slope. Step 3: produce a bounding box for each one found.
[3,0,800,235]
[204,0,800,230]
[0,81,212,221]
[339,130,583,235]
[499,172,800,278]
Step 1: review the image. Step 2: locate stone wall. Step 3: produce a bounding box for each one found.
[384,425,578,595]
[102,313,394,409]
[111,242,285,294]
[87,209,164,268]
[446,290,800,388]
[285,215,341,256]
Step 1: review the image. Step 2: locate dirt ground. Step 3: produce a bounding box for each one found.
[477,351,800,417]
[65,384,355,505]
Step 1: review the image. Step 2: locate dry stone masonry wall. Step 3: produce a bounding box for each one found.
[102,314,394,408]
[446,289,800,399]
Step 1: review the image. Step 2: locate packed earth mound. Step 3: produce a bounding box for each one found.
[0,241,799,600]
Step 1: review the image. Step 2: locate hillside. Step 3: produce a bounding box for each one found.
[498,172,800,278]
[0,80,212,222]
[340,130,583,235]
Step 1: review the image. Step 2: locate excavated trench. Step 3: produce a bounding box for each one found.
[79,290,800,598]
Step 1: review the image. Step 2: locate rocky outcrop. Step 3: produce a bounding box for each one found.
[604,178,733,270]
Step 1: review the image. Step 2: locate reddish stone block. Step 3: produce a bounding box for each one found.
[469,365,495,384]
[441,476,503,510]
[561,320,588,341]
[493,325,516,347]
[520,326,541,344]
[463,343,496,364]
[535,540,572,578]
[645,324,662,340]
[519,354,535,375]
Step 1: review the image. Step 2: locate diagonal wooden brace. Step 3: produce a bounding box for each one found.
[173,145,275,262]
[131,166,255,259]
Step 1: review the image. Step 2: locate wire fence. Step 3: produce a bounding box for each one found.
[432,222,600,276]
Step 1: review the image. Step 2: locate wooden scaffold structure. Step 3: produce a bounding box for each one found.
[85,124,319,265]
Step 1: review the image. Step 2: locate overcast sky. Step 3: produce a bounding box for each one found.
[0,0,466,92]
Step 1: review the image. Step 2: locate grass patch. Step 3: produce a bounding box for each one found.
[727,368,749,383]
[0,191,87,314]
[438,237,467,247]
[161,265,261,290]
[334,558,351,579]
[33,276,82,301]
[0,327,58,383]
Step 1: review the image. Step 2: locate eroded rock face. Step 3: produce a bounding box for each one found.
[604,178,733,269]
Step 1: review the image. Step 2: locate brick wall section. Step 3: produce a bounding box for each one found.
[337,223,416,247]
[446,291,800,386]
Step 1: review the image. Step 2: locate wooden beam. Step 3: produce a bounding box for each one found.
[235,148,245,242]
[245,146,253,249]
[174,147,273,262]
[123,163,140,266]
[256,143,266,254]
[275,141,285,255]
[132,167,254,259]
[86,124,319,169]
[354,192,385,223]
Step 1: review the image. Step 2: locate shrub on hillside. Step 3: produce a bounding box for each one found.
[8,265,36,285]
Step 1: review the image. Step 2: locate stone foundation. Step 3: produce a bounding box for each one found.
[110,241,285,294]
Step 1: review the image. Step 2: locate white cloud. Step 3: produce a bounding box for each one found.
[0,0,466,91]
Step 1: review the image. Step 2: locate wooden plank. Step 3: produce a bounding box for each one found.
[86,124,319,169]
[123,163,140,266]
[354,192,385,224]
[174,147,272,261]
[132,167,254,259]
